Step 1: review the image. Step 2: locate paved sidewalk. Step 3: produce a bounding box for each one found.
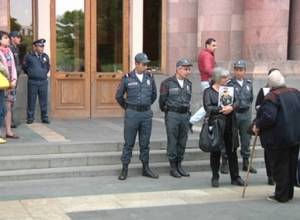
[0,170,299,220]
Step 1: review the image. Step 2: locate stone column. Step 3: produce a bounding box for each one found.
[243,0,290,61]
[0,0,9,31]
[167,0,198,72]
[288,0,300,60]
[197,0,244,62]
[130,0,144,69]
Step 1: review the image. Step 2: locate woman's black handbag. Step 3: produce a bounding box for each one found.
[198,116,225,152]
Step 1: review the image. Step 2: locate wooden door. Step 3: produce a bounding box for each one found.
[51,0,128,118]
[90,0,129,117]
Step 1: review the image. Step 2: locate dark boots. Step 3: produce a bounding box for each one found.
[243,158,257,173]
[176,161,190,177]
[220,156,229,174]
[211,176,219,187]
[142,162,159,178]
[169,161,181,178]
[118,163,128,180]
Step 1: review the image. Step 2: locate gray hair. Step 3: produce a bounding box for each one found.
[211,67,230,83]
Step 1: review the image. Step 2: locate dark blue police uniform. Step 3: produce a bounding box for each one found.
[22,39,50,124]
[116,53,158,180]
[116,70,156,162]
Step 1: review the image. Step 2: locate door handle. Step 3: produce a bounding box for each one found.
[65,74,83,78]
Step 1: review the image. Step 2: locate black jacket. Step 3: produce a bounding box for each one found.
[203,86,239,150]
[255,87,300,149]
[159,75,192,112]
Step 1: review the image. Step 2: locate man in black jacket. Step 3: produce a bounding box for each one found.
[253,69,300,203]
[159,59,192,178]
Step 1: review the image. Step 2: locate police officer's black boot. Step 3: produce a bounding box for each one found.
[176,161,190,177]
[169,161,181,178]
[142,162,159,178]
[118,163,128,180]
[243,158,257,173]
[220,156,229,174]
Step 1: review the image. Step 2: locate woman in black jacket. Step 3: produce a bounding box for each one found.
[203,67,244,187]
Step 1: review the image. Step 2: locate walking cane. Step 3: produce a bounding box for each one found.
[242,134,258,198]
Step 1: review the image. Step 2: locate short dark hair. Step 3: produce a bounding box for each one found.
[0,30,9,42]
[205,38,216,47]
[268,68,280,75]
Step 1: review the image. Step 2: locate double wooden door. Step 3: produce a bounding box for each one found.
[50,0,128,118]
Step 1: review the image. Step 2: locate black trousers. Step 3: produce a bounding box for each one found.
[270,145,300,202]
[210,126,240,181]
[264,147,273,178]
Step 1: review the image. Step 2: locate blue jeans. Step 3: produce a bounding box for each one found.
[0,90,6,128]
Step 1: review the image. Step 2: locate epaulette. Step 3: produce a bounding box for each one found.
[246,79,252,84]
[227,79,233,84]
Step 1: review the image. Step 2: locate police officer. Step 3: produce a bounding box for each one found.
[228,59,256,173]
[22,39,50,124]
[9,31,22,128]
[159,59,192,178]
[116,53,158,180]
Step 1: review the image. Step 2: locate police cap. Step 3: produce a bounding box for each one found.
[176,58,193,68]
[33,39,46,46]
[234,59,246,69]
[9,31,21,38]
[135,53,150,63]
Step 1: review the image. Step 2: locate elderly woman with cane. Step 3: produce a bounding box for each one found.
[203,67,245,187]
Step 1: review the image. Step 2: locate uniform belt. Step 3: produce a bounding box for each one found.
[127,104,150,112]
[167,106,189,114]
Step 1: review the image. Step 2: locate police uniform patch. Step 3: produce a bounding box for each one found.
[128,82,138,86]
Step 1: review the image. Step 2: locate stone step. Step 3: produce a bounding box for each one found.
[0,148,265,171]
[0,158,266,182]
[0,139,200,156]
[0,138,262,156]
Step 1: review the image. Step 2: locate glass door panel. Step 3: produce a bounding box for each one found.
[97,0,123,73]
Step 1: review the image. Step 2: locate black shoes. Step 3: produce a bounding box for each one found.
[176,161,190,177]
[26,119,34,124]
[142,162,159,179]
[118,164,128,180]
[42,119,50,124]
[231,177,245,186]
[169,161,181,178]
[118,163,158,180]
[211,176,219,187]
[242,158,257,173]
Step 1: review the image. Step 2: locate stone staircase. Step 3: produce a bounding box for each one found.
[0,139,265,181]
